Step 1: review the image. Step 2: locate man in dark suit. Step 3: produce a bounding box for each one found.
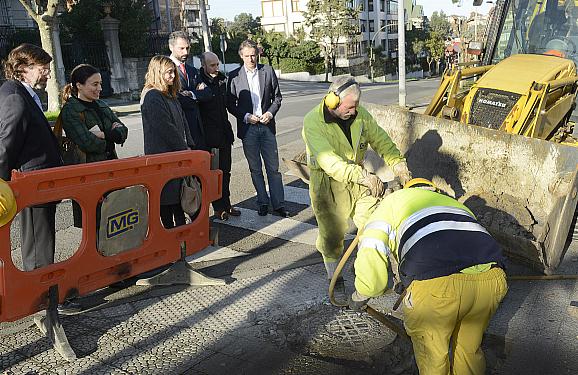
[197,51,241,220]
[226,40,290,217]
[0,43,62,271]
[168,31,210,150]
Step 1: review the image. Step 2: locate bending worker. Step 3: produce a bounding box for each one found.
[302,76,411,290]
[349,179,508,375]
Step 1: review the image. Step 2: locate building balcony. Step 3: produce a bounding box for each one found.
[184,20,202,27]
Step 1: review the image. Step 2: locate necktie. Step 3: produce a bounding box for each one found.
[180,63,189,86]
[33,93,43,111]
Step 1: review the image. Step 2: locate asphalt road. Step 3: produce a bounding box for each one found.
[115,78,441,159]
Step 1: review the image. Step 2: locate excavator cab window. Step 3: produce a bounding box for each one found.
[493,0,578,65]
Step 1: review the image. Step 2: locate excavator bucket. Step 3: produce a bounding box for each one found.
[285,104,578,273]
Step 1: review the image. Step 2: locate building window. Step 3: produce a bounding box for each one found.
[387,19,398,33]
[388,0,398,15]
[347,42,360,57]
[368,0,374,11]
[379,0,385,11]
[360,20,366,33]
[381,39,386,50]
[380,19,385,29]
[262,0,284,17]
[369,20,374,32]
[291,0,299,12]
[293,22,302,32]
[359,0,364,11]
[338,45,346,57]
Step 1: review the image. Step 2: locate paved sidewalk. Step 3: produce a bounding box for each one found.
[0,256,415,375]
[102,98,140,117]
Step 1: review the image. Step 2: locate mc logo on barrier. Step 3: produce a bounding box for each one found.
[107,208,139,239]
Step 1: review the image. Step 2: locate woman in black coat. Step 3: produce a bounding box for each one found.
[140,55,194,228]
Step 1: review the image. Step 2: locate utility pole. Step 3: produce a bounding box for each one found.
[397,0,406,107]
[199,0,211,52]
[165,0,173,33]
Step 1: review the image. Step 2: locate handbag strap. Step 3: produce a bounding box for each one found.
[52,113,64,145]
[52,110,85,146]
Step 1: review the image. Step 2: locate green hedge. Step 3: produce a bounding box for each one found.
[277,58,324,75]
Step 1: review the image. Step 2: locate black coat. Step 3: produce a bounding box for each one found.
[141,89,194,205]
[197,69,234,148]
[176,62,211,150]
[0,80,62,181]
[226,63,282,140]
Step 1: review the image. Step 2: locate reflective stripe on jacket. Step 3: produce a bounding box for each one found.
[354,188,506,297]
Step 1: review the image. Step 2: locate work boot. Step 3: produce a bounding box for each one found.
[331,276,347,304]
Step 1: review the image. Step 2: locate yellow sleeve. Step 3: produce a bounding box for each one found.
[302,110,364,184]
[354,227,392,298]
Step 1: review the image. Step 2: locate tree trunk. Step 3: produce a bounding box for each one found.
[38,17,61,112]
[324,52,330,82]
[331,52,336,76]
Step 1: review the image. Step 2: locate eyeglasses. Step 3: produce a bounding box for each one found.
[29,65,51,75]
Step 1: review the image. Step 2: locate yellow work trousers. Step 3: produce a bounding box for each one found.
[402,268,508,375]
[310,171,380,262]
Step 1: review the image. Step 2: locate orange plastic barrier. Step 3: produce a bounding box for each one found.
[0,150,221,322]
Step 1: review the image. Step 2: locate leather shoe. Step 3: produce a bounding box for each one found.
[274,207,291,218]
[57,299,82,314]
[258,205,268,216]
[215,210,229,220]
[228,207,241,216]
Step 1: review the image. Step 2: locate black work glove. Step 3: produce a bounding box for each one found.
[104,127,124,144]
[105,140,117,160]
[382,177,403,198]
[348,291,370,312]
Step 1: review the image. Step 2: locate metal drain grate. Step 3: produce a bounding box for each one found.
[325,313,380,346]
[284,305,398,362]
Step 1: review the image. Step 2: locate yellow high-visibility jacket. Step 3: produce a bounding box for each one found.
[354,188,506,297]
[302,101,405,184]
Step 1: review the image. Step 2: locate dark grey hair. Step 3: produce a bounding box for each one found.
[168,31,190,46]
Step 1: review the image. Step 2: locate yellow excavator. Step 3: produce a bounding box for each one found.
[426,0,578,145]
[285,0,578,273]
[418,0,578,273]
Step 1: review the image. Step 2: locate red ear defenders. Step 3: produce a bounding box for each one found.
[324,79,357,109]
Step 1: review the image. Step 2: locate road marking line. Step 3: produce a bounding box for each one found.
[186,245,248,263]
[215,207,354,246]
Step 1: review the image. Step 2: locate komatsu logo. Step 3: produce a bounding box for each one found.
[107,208,139,238]
[478,98,507,108]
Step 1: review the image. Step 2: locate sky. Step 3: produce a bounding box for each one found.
[207,0,495,21]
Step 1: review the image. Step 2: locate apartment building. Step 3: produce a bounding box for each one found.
[147,0,205,38]
[260,0,424,73]
[261,0,306,35]
[0,0,37,28]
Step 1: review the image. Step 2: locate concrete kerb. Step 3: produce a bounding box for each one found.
[105,100,141,117]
